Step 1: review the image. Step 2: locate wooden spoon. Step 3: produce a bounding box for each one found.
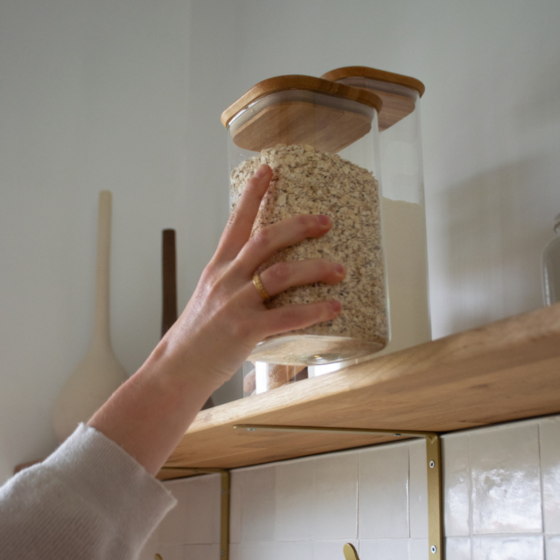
[161,229,213,410]
[52,191,128,443]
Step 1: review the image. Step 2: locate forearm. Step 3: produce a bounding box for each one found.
[88,339,221,477]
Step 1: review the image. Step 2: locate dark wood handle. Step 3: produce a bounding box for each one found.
[161,229,178,338]
[161,229,214,409]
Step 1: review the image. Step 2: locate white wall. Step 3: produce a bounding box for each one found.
[1,1,560,483]
[0,0,232,483]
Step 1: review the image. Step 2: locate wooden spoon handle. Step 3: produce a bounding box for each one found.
[93,191,112,347]
[161,229,178,338]
[160,228,214,409]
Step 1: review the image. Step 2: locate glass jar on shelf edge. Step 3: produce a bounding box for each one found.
[221,75,389,396]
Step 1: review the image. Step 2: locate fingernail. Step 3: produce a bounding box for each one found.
[254,164,269,178]
[318,215,331,227]
[335,263,345,275]
[330,300,342,314]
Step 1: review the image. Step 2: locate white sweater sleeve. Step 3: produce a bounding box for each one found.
[0,423,177,560]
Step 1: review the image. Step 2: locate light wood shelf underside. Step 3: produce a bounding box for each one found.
[159,304,560,480]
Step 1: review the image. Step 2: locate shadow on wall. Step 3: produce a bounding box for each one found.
[440,156,552,334]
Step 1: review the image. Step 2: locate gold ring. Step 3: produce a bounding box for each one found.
[253,273,270,302]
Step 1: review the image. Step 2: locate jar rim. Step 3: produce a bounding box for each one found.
[321,66,425,97]
[221,74,383,128]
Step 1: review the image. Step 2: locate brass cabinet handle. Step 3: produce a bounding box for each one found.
[343,543,360,560]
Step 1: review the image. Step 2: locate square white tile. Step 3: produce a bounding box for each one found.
[182,544,220,560]
[275,456,315,541]
[472,535,544,559]
[469,422,542,534]
[359,442,409,539]
[445,537,471,560]
[313,450,359,540]
[231,542,313,560]
[442,433,471,537]
[408,538,429,560]
[230,471,243,544]
[159,479,194,545]
[156,543,184,560]
[182,473,221,544]
[539,416,560,534]
[229,543,242,560]
[229,542,267,560]
[546,535,560,560]
[313,539,358,560]
[271,542,314,560]
[239,464,276,542]
[360,538,409,560]
[409,440,428,539]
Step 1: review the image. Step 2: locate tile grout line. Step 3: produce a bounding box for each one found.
[407,443,411,541]
[356,450,361,550]
[468,433,474,560]
[537,421,547,559]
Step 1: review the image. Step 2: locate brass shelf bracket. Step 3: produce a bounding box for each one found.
[234,424,444,560]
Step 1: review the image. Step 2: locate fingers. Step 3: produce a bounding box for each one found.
[248,259,346,303]
[259,300,342,338]
[215,165,272,262]
[236,214,332,275]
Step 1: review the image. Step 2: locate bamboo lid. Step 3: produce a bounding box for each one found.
[221,75,383,154]
[321,67,425,131]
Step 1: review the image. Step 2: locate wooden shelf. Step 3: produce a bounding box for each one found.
[159,303,560,480]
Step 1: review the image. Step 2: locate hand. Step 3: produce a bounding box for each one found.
[160,164,346,389]
[87,164,346,476]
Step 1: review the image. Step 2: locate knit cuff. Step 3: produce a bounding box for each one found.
[43,423,177,545]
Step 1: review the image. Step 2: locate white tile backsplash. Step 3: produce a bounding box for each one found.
[182,544,221,560]
[469,422,542,535]
[238,465,276,542]
[313,539,359,560]
[409,440,428,539]
[182,473,221,544]
[546,535,560,560]
[359,442,409,539]
[445,537,471,560]
[275,456,314,541]
[471,535,544,560]
[231,541,314,560]
[151,415,560,560]
[159,473,220,545]
[540,416,560,534]
[443,433,471,537]
[156,543,184,560]
[408,538,429,560]
[230,470,243,544]
[313,451,358,540]
[360,538,410,560]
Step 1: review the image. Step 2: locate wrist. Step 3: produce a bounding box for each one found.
[142,336,224,400]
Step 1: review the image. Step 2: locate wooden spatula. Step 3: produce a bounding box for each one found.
[52,191,128,443]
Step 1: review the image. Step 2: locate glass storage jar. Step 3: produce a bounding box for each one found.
[320,67,432,361]
[221,75,387,395]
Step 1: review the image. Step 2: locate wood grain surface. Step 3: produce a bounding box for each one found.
[158,303,560,480]
[161,229,177,338]
[321,67,423,131]
[221,75,382,128]
[230,100,373,154]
